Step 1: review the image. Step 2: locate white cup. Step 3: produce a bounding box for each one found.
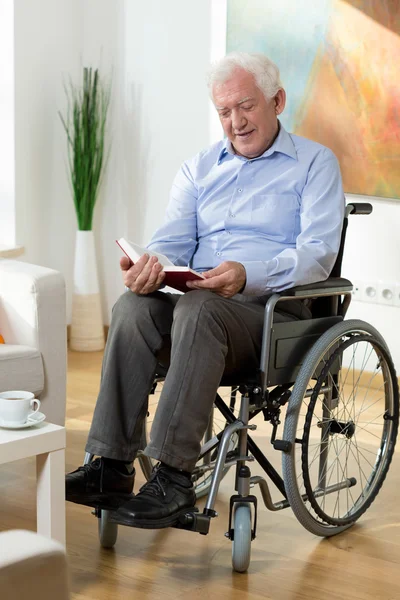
[0,391,41,426]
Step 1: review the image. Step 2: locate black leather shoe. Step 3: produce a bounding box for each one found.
[66,457,135,510]
[110,464,196,529]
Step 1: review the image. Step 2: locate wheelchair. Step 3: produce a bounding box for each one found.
[86,202,399,573]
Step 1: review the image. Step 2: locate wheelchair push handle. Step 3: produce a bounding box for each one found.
[346,202,372,216]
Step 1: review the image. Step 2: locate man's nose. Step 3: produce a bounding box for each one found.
[231,109,247,132]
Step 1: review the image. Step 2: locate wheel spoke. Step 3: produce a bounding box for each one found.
[290,328,398,528]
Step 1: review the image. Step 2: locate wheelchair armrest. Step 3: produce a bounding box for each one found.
[279,277,353,298]
[259,277,353,392]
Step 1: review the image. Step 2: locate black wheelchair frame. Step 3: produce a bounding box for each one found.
[175,202,366,526]
[91,202,399,573]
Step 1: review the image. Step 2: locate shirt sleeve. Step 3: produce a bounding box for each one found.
[241,148,345,295]
[146,160,198,266]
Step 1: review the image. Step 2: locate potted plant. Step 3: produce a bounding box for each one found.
[59,67,111,351]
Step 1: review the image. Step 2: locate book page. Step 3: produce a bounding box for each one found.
[123,239,175,267]
[117,237,204,292]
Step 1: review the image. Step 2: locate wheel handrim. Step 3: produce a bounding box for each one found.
[298,331,397,525]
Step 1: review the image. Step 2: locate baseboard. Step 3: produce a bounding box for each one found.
[63,333,395,390]
[352,369,384,391]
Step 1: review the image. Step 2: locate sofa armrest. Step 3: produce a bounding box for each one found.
[0,530,70,600]
[0,260,67,425]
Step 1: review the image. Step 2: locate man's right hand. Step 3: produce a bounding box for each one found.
[121,254,166,295]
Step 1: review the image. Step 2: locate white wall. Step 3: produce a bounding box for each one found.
[82,0,212,321]
[14,0,83,320]
[81,0,127,324]
[342,196,400,369]
[13,0,212,324]
[12,0,400,372]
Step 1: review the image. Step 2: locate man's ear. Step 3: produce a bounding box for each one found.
[275,88,286,115]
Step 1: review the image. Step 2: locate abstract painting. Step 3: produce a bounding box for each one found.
[227,0,400,199]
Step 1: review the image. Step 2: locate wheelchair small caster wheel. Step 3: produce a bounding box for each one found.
[98,509,118,549]
[231,503,252,573]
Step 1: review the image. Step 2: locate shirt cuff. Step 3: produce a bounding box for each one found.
[241,260,276,295]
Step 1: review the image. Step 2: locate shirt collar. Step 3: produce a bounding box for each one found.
[217,122,297,164]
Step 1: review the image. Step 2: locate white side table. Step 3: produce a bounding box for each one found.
[0,422,66,546]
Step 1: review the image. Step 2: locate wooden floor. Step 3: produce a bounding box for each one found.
[1,350,400,600]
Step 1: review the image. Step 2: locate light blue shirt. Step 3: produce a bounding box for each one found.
[148,123,345,296]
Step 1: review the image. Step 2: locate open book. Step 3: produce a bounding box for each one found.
[116,238,205,293]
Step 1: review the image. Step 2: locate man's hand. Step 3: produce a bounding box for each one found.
[121,254,166,295]
[186,261,246,298]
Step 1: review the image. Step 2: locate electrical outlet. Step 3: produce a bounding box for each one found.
[377,281,395,306]
[362,281,378,304]
[394,284,400,307]
[351,280,363,301]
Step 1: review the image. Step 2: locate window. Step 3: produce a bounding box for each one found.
[0,0,15,248]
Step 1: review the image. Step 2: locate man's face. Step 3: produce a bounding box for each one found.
[212,68,286,159]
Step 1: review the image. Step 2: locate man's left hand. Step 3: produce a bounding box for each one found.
[186,261,246,298]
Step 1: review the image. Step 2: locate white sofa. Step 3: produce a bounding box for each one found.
[0,259,67,426]
[0,530,70,599]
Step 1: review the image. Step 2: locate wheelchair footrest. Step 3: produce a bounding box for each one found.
[174,508,211,536]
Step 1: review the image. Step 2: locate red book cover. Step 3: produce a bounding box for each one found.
[162,270,204,293]
[116,238,204,293]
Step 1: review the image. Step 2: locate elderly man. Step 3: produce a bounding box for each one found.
[66,52,344,529]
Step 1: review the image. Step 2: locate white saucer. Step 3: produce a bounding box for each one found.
[0,412,46,430]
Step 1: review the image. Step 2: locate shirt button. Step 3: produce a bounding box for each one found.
[238,188,242,192]
[230,213,235,218]
[216,252,221,256]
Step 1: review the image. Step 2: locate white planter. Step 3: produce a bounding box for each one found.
[70,230,105,352]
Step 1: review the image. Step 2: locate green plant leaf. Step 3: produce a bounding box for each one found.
[59,67,111,230]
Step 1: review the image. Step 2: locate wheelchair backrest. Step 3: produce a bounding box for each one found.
[267,202,373,385]
[311,202,372,318]
[331,202,373,278]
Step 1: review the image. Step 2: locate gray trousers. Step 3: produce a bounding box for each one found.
[86,290,311,472]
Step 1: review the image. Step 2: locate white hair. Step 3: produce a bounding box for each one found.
[207,51,283,101]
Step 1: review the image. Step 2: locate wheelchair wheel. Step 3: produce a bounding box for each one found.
[138,384,239,499]
[98,509,118,548]
[231,503,252,573]
[282,319,399,537]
